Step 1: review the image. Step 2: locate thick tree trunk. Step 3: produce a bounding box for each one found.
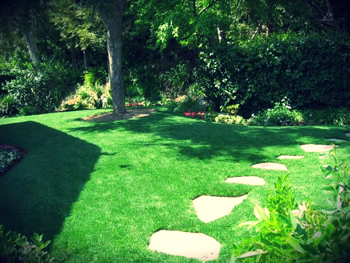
[23,29,40,64]
[97,0,126,114]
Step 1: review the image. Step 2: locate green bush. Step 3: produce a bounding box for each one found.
[0,225,54,262]
[166,96,204,113]
[248,99,304,126]
[1,59,73,116]
[196,32,350,116]
[302,108,350,126]
[214,114,246,125]
[59,69,112,111]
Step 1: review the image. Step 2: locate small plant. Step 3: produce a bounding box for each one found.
[0,225,54,262]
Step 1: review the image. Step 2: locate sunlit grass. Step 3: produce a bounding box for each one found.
[0,109,349,262]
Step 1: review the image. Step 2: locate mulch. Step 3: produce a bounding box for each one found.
[82,109,156,122]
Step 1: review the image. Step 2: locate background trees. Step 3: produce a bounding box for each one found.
[0,0,349,117]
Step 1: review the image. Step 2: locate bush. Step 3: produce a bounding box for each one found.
[0,225,54,262]
[214,114,246,125]
[196,32,350,116]
[1,59,73,116]
[248,99,304,126]
[166,95,205,113]
[302,108,350,126]
[59,69,112,111]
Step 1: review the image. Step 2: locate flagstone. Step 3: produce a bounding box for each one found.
[193,195,248,223]
[300,144,333,152]
[252,163,288,171]
[225,176,265,185]
[149,230,221,261]
[277,155,304,160]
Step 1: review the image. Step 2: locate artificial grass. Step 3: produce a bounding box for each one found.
[0,108,349,262]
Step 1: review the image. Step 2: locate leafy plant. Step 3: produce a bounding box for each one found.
[0,225,54,262]
[233,163,350,263]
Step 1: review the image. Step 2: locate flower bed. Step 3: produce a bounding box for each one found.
[0,144,26,175]
[184,111,205,119]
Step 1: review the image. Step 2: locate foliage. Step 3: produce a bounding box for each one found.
[166,95,205,113]
[222,104,240,115]
[0,145,22,175]
[232,155,350,262]
[196,32,350,116]
[0,225,53,263]
[302,108,350,126]
[1,58,73,116]
[159,62,192,98]
[214,114,246,125]
[247,98,304,126]
[59,68,111,111]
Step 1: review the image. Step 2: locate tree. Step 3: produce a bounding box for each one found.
[82,0,126,114]
[0,0,44,64]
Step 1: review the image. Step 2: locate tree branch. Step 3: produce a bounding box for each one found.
[198,0,219,16]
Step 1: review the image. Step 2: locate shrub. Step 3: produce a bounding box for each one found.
[0,95,17,117]
[166,95,205,113]
[196,32,350,116]
[1,59,73,116]
[302,108,350,126]
[159,62,192,98]
[0,225,54,262]
[214,114,246,125]
[59,69,112,111]
[247,99,304,126]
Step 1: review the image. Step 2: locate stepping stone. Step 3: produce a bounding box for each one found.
[225,176,265,186]
[300,144,334,152]
[327,138,347,142]
[193,195,248,223]
[277,155,304,160]
[345,133,350,137]
[149,230,221,261]
[252,163,288,171]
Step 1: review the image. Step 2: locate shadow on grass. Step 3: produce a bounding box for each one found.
[71,110,347,163]
[0,121,101,241]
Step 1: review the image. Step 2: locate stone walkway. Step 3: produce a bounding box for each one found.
[148,133,349,261]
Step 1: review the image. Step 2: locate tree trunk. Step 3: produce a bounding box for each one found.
[23,29,40,64]
[97,0,126,114]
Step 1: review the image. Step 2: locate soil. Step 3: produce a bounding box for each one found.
[82,109,156,122]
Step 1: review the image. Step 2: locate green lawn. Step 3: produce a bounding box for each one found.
[0,108,349,262]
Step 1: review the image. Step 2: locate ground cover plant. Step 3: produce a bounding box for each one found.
[0,109,349,262]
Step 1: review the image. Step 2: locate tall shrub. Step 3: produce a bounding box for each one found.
[196,33,350,116]
[1,59,73,116]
